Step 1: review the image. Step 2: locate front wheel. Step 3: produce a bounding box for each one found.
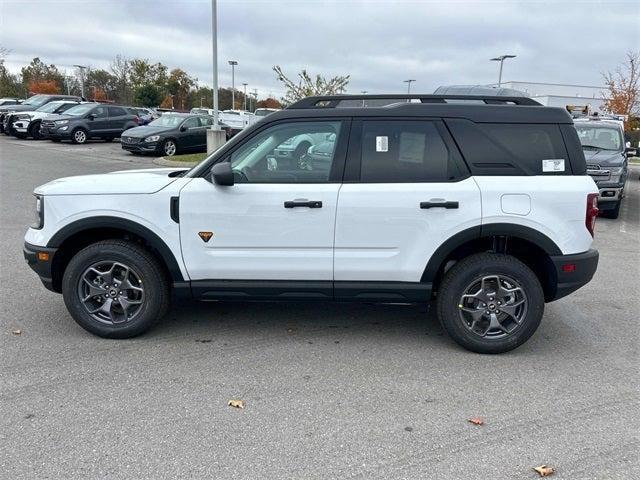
[162,139,177,156]
[71,128,88,144]
[29,121,41,140]
[62,240,170,338]
[437,253,544,354]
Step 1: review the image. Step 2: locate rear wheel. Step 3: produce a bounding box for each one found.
[71,128,88,144]
[437,253,544,354]
[62,240,170,338]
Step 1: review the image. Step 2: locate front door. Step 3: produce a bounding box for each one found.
[87,105,109,135]
[179,119,349,283]
[334,119,482,286]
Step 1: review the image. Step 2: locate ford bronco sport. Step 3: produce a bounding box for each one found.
[24,94,599,353]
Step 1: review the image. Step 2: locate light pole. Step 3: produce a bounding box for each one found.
[252,88,258,112]
[228,60,238,109]
[200,97,205,108]
[211,0,219,128]
[360,90,367,107]
[490,55,516,87]
[242,83,248,111]
[403,79,415,94]
[73,64,87,98]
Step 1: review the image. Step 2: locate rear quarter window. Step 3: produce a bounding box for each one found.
[446,119,572,175]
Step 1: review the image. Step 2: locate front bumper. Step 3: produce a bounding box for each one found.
[121,139,160,153]
[12,120,29,133]
[549,249,599,301]
[39,124,71,140]
[23,242,59,292]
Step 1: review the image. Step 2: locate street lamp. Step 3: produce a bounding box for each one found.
[403,79,415,94]
[211,0,219,128]
[73,64,87,98]
[242,82,248,111]
[490,55,516,87]
[228,60,238,109]
[360,90,368,107]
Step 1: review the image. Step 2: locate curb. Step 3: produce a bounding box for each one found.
[152,157,199,167]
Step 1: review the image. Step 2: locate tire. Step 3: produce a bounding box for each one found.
[62,240,170,339]
[71,128,88,144]
[601,200,621,219]
[14,133,27,139]
[436,253,544,354]
[29,121,41,140]
[294,141,311,160]
[162,139,177,157]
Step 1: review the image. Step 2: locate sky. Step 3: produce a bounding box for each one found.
[1,0,638,100]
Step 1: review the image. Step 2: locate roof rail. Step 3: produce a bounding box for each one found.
[287,94,541,109]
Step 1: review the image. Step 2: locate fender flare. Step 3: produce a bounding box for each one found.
[421,223,562,283]
[47,216,185,281]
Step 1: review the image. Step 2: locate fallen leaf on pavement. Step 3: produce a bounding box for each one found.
[11,329,22,335]
[228,399,245,409]
[467,417,484,425]
[532,465,555,477]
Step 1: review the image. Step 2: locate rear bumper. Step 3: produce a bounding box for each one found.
[23,241,58,292]
[548,249,599,301]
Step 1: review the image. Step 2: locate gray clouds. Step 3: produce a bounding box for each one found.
[1,0,638,99]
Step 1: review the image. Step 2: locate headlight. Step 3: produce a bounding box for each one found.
[144,135,160,142]
[55,119,69,125]
[16,114,31,121]
[32,195,44,229]
[608,166,624,176]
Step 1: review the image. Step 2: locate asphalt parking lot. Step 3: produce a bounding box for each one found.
[1,135,638,479]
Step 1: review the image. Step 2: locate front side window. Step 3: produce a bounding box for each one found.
[229,121,342,183]
[360,120,463,182]
[93,106,108,118]
[64,104,95,116]
[182,117,200,129]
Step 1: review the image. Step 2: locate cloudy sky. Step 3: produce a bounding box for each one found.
[1,0,638,99]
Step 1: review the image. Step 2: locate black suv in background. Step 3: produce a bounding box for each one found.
[121,113,214,156]
[0,94,82,133]
[40,104,139,144]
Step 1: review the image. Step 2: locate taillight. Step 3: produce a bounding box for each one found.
[585,193,599,237]
[134,116,140,124]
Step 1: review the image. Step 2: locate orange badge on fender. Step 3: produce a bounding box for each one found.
[198,231,214,243]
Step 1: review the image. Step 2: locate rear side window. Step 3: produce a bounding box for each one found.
[108,107,127,116]
[446,119,570,175]
[359,120,465,182]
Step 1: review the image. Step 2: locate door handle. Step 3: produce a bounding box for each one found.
[284,200,323,208]
[420,201,459,209]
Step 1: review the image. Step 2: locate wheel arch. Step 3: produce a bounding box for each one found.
[423,224,561,301]
[47,216,184,293]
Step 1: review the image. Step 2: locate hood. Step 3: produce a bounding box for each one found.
[583,149,625,167]
[34,168,188,196]
[0,104,40,113]
[122,125,174,139]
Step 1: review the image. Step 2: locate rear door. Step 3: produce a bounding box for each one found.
[334,119,481,287]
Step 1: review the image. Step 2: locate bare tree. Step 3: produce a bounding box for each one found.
[273,65,350,105]
[602,51,639,121]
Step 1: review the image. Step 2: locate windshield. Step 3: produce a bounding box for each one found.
[23,95,49,107]
[575,124,623,151]
[37,101,67,113]
[149,115,185,127]
[63,104,95,116]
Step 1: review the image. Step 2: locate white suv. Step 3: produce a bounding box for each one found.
[24,94,600,353]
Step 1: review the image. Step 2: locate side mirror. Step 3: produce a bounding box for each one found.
[625,146,637,156]
[180,125,188,132]
[88,113,96,120]
[211,162,234,186]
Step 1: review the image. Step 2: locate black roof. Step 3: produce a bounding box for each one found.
[270,94,573,124]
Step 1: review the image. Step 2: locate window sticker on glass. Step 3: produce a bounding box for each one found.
[399,132,426,164]
[375,136,388,152]
[542,159,565,172]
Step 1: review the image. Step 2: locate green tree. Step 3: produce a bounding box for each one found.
[86,69,117,100]
[167,68,196,110]
[129,58,168,92]
[273,65,350,105]
[134,83,163,107]
[20,57,65,94]
[0,47,25,98]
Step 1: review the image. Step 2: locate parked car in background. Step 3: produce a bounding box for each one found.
[39,104,138,144]
[221,109,257,136]
[9,100,82,139]
[574,117,629,219]
[121,113,214,156]
[0,98,21,106]
[273,131,329,163]
[0,94,82,133]
[254,108,280,117]
[126,107,155,125]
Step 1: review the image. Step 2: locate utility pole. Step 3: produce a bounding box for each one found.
[228,60,238,109]
[403,79,415,94]
[211,0,219,128]
[74,64,87,98]
[242,83,248,111]
[490,55,516,87]
[252,88,258,112]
